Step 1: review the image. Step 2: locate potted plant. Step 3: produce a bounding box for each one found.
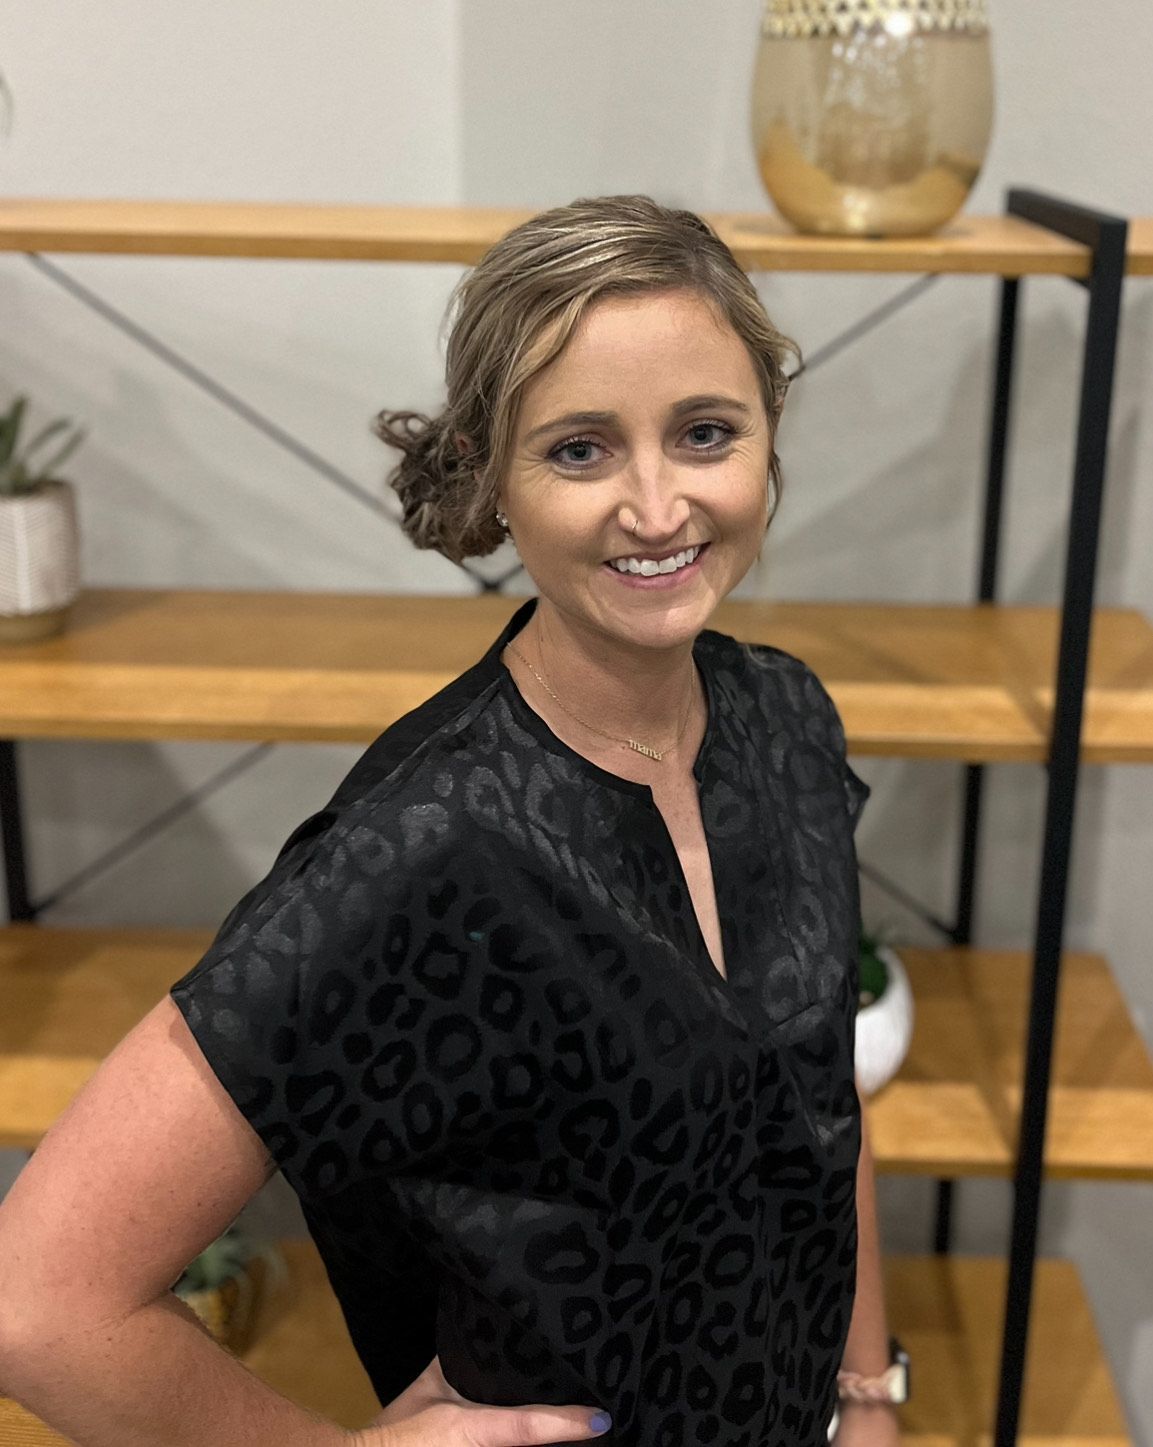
[0,394,86,642]
[855,925,915,1097]
[173,1222,288,1357]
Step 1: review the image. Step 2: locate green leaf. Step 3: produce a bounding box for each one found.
[858,927,890,1004]
[20,416,74,463]
[0,395,29,470]
[28,426,86,486]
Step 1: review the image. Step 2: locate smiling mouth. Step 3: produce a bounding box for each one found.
[604,542,709,576]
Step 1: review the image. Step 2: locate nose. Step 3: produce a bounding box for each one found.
[618,452,691,543]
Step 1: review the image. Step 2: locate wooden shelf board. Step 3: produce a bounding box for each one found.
[0,926,212,1150]
[0,1245,1130,1445]
[870,949,1153,1181]
[2,589,1153,760]
[885,1253,1130,1446]
[1125,217,1153,276]
[0,200,1103,275]
[3,927,1153,1182]
[238,1237,381,1430]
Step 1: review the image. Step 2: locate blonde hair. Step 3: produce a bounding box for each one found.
[373,194,801,564]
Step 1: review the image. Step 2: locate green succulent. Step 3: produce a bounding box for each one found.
[859,922,901,1008]
[0,394,87,497]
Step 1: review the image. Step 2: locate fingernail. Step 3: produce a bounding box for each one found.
[589,1410,613,1434]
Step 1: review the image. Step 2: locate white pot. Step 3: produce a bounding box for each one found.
[855,944,915,1098]
[0,477,82,641]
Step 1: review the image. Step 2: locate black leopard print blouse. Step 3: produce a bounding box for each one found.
[170,595,871,1447]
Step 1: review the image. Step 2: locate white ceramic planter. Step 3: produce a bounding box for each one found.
[0,477,81,641]
[855,944,915,1097]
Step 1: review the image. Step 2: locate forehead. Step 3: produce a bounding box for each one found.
[519,290,758,418]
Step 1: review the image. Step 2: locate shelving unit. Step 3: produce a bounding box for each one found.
[1,196,1151,1446]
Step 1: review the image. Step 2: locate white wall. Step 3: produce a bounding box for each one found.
[2,0,1151,1435]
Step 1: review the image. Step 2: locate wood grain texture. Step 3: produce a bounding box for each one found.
[2,590,1152,760]
[884,1254,1131,1446]
[0,199,1104,275]
[868,949,1153,1180]
[1125,217,1153,276]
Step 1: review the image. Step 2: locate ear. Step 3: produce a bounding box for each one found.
[453,432,473,456]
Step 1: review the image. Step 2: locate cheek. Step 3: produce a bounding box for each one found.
[716,467,770,525]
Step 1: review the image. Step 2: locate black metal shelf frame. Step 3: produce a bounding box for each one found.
[957,188,1128,1447]
[0,188,1134,1446]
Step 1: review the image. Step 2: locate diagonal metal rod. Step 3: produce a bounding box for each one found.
[32,743,275,913]
[23,251,494,587]
[788,274,940,381]
[858,858,959,942]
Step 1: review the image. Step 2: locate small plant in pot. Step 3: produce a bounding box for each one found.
[173,1222,287,1357]
[0,394,87,643]
[855,924,915,1097]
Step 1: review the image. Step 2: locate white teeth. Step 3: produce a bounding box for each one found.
[610,544,700,575]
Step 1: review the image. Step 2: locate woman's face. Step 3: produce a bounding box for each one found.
[499,288,771,655]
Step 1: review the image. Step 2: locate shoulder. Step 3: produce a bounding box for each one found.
[233,666,516,924]
[697,626,846,752]
[698,626,870,832]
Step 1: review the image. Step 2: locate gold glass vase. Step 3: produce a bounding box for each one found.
[752,0,994,237]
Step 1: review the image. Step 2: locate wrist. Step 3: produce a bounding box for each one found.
[837,1336,910,1405]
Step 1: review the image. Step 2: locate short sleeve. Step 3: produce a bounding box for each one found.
[169,801,448,1204]
[797,663,871,836]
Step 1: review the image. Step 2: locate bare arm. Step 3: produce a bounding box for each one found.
[836,1090,901,1442]
[0,995,351,1446]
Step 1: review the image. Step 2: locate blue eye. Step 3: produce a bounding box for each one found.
[547,420,737,470]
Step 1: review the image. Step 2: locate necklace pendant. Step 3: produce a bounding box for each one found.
[628,739,663,761]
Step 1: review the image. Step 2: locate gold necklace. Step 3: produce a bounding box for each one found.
[507,636,697,763]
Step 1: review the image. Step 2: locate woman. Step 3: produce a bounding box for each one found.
[0,196,897,1447]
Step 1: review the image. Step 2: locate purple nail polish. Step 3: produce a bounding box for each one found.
[589,1409,613,1434]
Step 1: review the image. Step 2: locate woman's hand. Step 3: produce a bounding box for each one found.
[349,1353,612,1445]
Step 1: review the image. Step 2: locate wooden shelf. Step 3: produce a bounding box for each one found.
[3,927,1153,1182]
[886,1253,1130,1447]
[870,949,1153,1181]
[2,589,1153,760]
[0,926,208,1150]
[1126,217,1153,276]
[0,1243,1130,1446]
[236,1238,382,1429]
[0,199,1109,275]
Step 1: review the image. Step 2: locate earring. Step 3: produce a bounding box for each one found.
[495,510,509,531]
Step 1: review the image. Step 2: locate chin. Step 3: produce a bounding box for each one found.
[602,597,718,648]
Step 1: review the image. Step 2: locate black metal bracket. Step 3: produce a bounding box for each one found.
[937,188,1128,1447]
[994,188,1126,1447]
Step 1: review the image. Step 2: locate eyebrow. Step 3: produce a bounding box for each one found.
[524,394,753,444]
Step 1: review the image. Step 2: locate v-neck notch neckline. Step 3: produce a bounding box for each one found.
[489,597,720,805]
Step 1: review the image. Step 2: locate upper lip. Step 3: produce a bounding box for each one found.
[606,542,707,565]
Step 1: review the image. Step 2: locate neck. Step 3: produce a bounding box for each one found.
[512,598,701,750]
